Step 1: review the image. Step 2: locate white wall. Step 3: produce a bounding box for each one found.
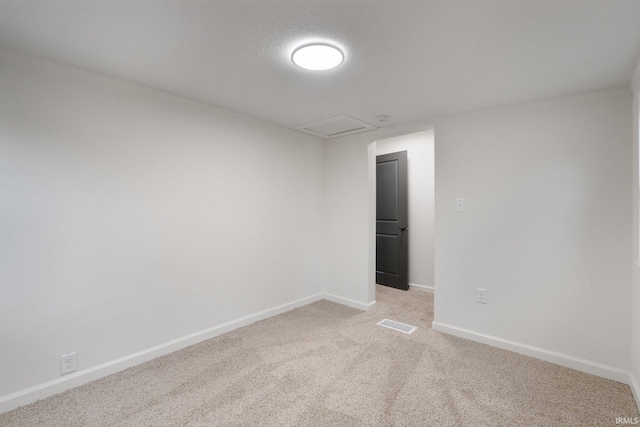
[433,87,632,373]
[630,59,640,408]
[0,47,325,401]
[377,131,435,289]
[323,136,373,304]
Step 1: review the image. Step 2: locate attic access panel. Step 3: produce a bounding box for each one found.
[294,115,377,139]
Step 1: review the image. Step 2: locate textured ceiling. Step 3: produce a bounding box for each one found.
[1,0,640,130]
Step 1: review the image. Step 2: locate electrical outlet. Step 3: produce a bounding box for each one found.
[476,288,487,304]
[60,351,77,375]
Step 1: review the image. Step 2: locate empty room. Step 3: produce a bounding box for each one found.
[1,1,640,426]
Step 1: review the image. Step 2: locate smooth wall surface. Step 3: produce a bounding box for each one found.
[433,87,632,370]
[0,47,325,398]
[631,59,640,407]
[323,136,373,304]
[377,131,435,288]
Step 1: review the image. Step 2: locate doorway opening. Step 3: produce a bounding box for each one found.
[371,130,435,297]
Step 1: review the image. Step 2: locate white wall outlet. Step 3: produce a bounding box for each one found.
[476,288,487,304]
[60,351,77,375]
[456,198,465,212]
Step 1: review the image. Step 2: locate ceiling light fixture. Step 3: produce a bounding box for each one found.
[291,43,344,71]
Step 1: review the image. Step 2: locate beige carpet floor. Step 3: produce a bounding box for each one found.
[1,285,638,426]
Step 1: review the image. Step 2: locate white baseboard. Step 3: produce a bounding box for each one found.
[4,299,632,414]
[630,372,640,412]
[0,292,330,414]
[409,283,434,293]
[432,321,633,385]
[0,292,376,414]
[323,293,377,311]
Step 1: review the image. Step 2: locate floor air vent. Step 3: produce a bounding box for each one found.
[377,319,417,334]
[294,115,377,139]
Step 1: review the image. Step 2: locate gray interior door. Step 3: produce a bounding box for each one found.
[376,151,408,290]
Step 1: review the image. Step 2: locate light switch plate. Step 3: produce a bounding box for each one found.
[476,288,487,304]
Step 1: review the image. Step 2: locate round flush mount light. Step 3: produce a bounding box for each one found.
[291,43,344,71]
